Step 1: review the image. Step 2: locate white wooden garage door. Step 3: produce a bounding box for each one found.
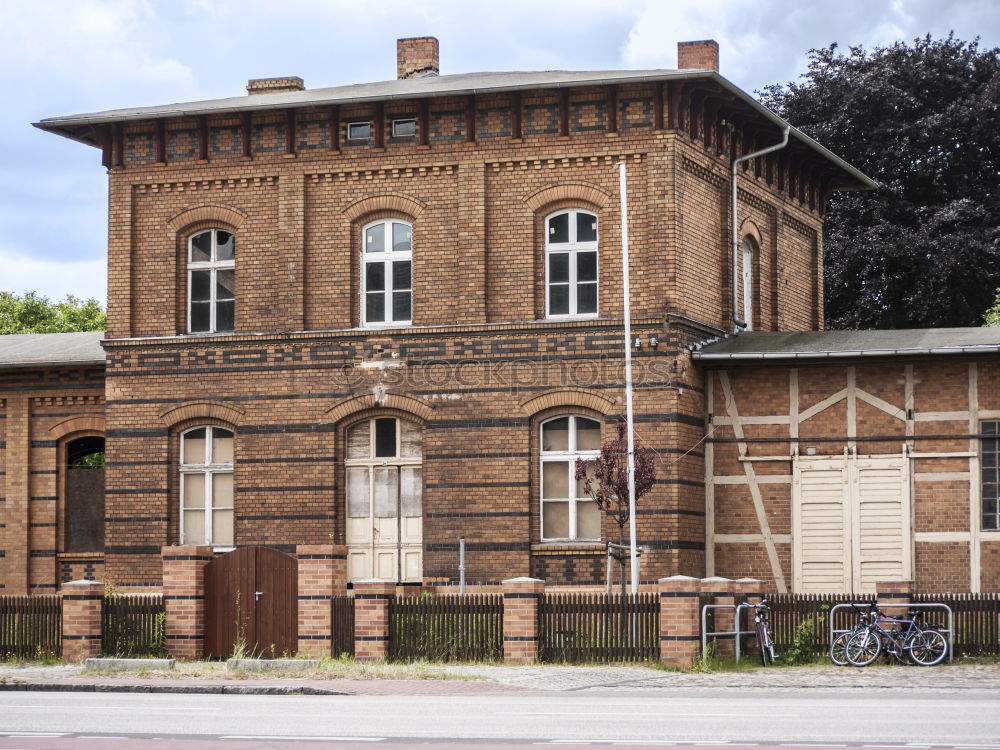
[792,453,911,593]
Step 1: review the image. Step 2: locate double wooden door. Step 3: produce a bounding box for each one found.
[204,546,298,658]
[792,452,912,593]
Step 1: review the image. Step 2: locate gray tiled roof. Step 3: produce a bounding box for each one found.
[0,331,105,367]
[32,68,876,190]
[692,328,1000,361]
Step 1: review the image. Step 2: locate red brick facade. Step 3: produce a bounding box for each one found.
[19,38,983,598]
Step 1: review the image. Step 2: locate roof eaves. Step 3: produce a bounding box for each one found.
[692,344,1000,361]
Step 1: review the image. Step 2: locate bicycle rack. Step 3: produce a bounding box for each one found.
[700,603,760,663]
[828,601,954,664]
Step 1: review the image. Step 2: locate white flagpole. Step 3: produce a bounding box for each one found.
[618,160,639,596]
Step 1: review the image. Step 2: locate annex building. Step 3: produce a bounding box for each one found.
[1,38,997,598]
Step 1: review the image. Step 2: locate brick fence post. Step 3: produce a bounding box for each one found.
[60,579,103,662]
[658,575,701,670]
[296,544,347,657]
[502,577,544,664]
[161,545,213,659]
[353,580,395,662]
[700,576,735,658]
[876,579,913,619]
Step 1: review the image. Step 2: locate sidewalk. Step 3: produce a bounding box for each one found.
[1,662,998,695]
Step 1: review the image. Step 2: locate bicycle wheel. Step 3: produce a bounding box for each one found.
[907,629,947,666]
[846,630,882,667]
[756,622,771,666]
[829,632,851,666]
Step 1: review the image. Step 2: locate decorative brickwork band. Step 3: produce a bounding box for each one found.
[296,544,347,657]
[502,577,544,664]
[353,580,395,661]
[658,575,701,669]
[161,545,212,659]
[60,579,103,662]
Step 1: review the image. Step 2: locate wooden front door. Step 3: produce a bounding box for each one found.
[345,417,423,583]
[204,546,298,658]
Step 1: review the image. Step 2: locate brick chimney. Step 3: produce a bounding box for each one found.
[397,36,439,79]
[677,40,719,72]
[247,77,305,95]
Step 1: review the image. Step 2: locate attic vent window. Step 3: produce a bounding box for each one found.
[348,122,372,141]
[392,119,416,138]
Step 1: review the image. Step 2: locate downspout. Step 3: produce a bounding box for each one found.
[731,124,790,332]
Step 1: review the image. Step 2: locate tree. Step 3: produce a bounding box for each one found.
[575,422,656,592]
[758,35,1000,330]
[0,291,106,334]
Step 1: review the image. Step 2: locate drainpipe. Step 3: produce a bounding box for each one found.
[731,124,790,332]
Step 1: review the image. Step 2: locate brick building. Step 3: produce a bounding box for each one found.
[1,37,995,596]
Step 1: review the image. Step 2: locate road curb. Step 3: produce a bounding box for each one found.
[0,682,349,696]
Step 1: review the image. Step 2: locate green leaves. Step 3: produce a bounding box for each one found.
[0,291,106,334]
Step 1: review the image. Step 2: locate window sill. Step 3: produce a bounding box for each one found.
[212,546,235,554]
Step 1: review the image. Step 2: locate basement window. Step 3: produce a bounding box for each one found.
[347,122,372,141]
[391,119,417,138]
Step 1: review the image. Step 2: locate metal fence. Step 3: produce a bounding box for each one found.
[389,594,503,662]
[102,594,165,657]
[331,595,355,657]
[539,592,659,663]
[0,595,61,661]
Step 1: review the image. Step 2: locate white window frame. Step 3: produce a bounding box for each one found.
[540,415,601,542]
[179,426,235,549]
[544,209,599,319]
[361,219,413,328]
[391,119,417,138]
[187,229,235,334]
[347,122,372,141]
[742,237,754,332]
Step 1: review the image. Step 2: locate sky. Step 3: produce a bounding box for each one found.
[1,0,997,305]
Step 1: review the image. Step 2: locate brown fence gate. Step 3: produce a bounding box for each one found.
[204,547,298,658]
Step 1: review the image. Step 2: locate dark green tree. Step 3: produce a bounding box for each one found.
[0,291,106,334]
[759,35,1000,329]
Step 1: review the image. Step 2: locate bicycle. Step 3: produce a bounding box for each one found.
[845,606,948,667]
[748,598,778,666]
[828,603,874,666]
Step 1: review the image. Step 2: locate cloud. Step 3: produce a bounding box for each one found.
[0,245,106,305]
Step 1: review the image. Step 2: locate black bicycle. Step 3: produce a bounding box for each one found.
[749,598,778,666]
[845,606,948,667]
[829,603,874,666]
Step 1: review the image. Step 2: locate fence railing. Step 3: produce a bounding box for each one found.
[915,592,999,656]
[102,594,165,657]
[0,595,61,661]
[539,592,659,663]
[389,594,502,662]
[331,595,355,657]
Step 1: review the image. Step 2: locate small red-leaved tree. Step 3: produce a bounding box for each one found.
[575,422,657,591]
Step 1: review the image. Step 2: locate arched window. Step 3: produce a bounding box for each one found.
[741,236,755,331]
[545,209,598,318]
[188,229,235,333]
[540,415,602,541]
[345,417,423,581]
[63,436,105,553]
[362,219,412,327]
[180,426,234,547]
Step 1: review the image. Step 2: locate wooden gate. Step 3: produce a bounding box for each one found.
[204,547,297,658]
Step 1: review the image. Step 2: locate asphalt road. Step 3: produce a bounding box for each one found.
[0,689,998,749]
